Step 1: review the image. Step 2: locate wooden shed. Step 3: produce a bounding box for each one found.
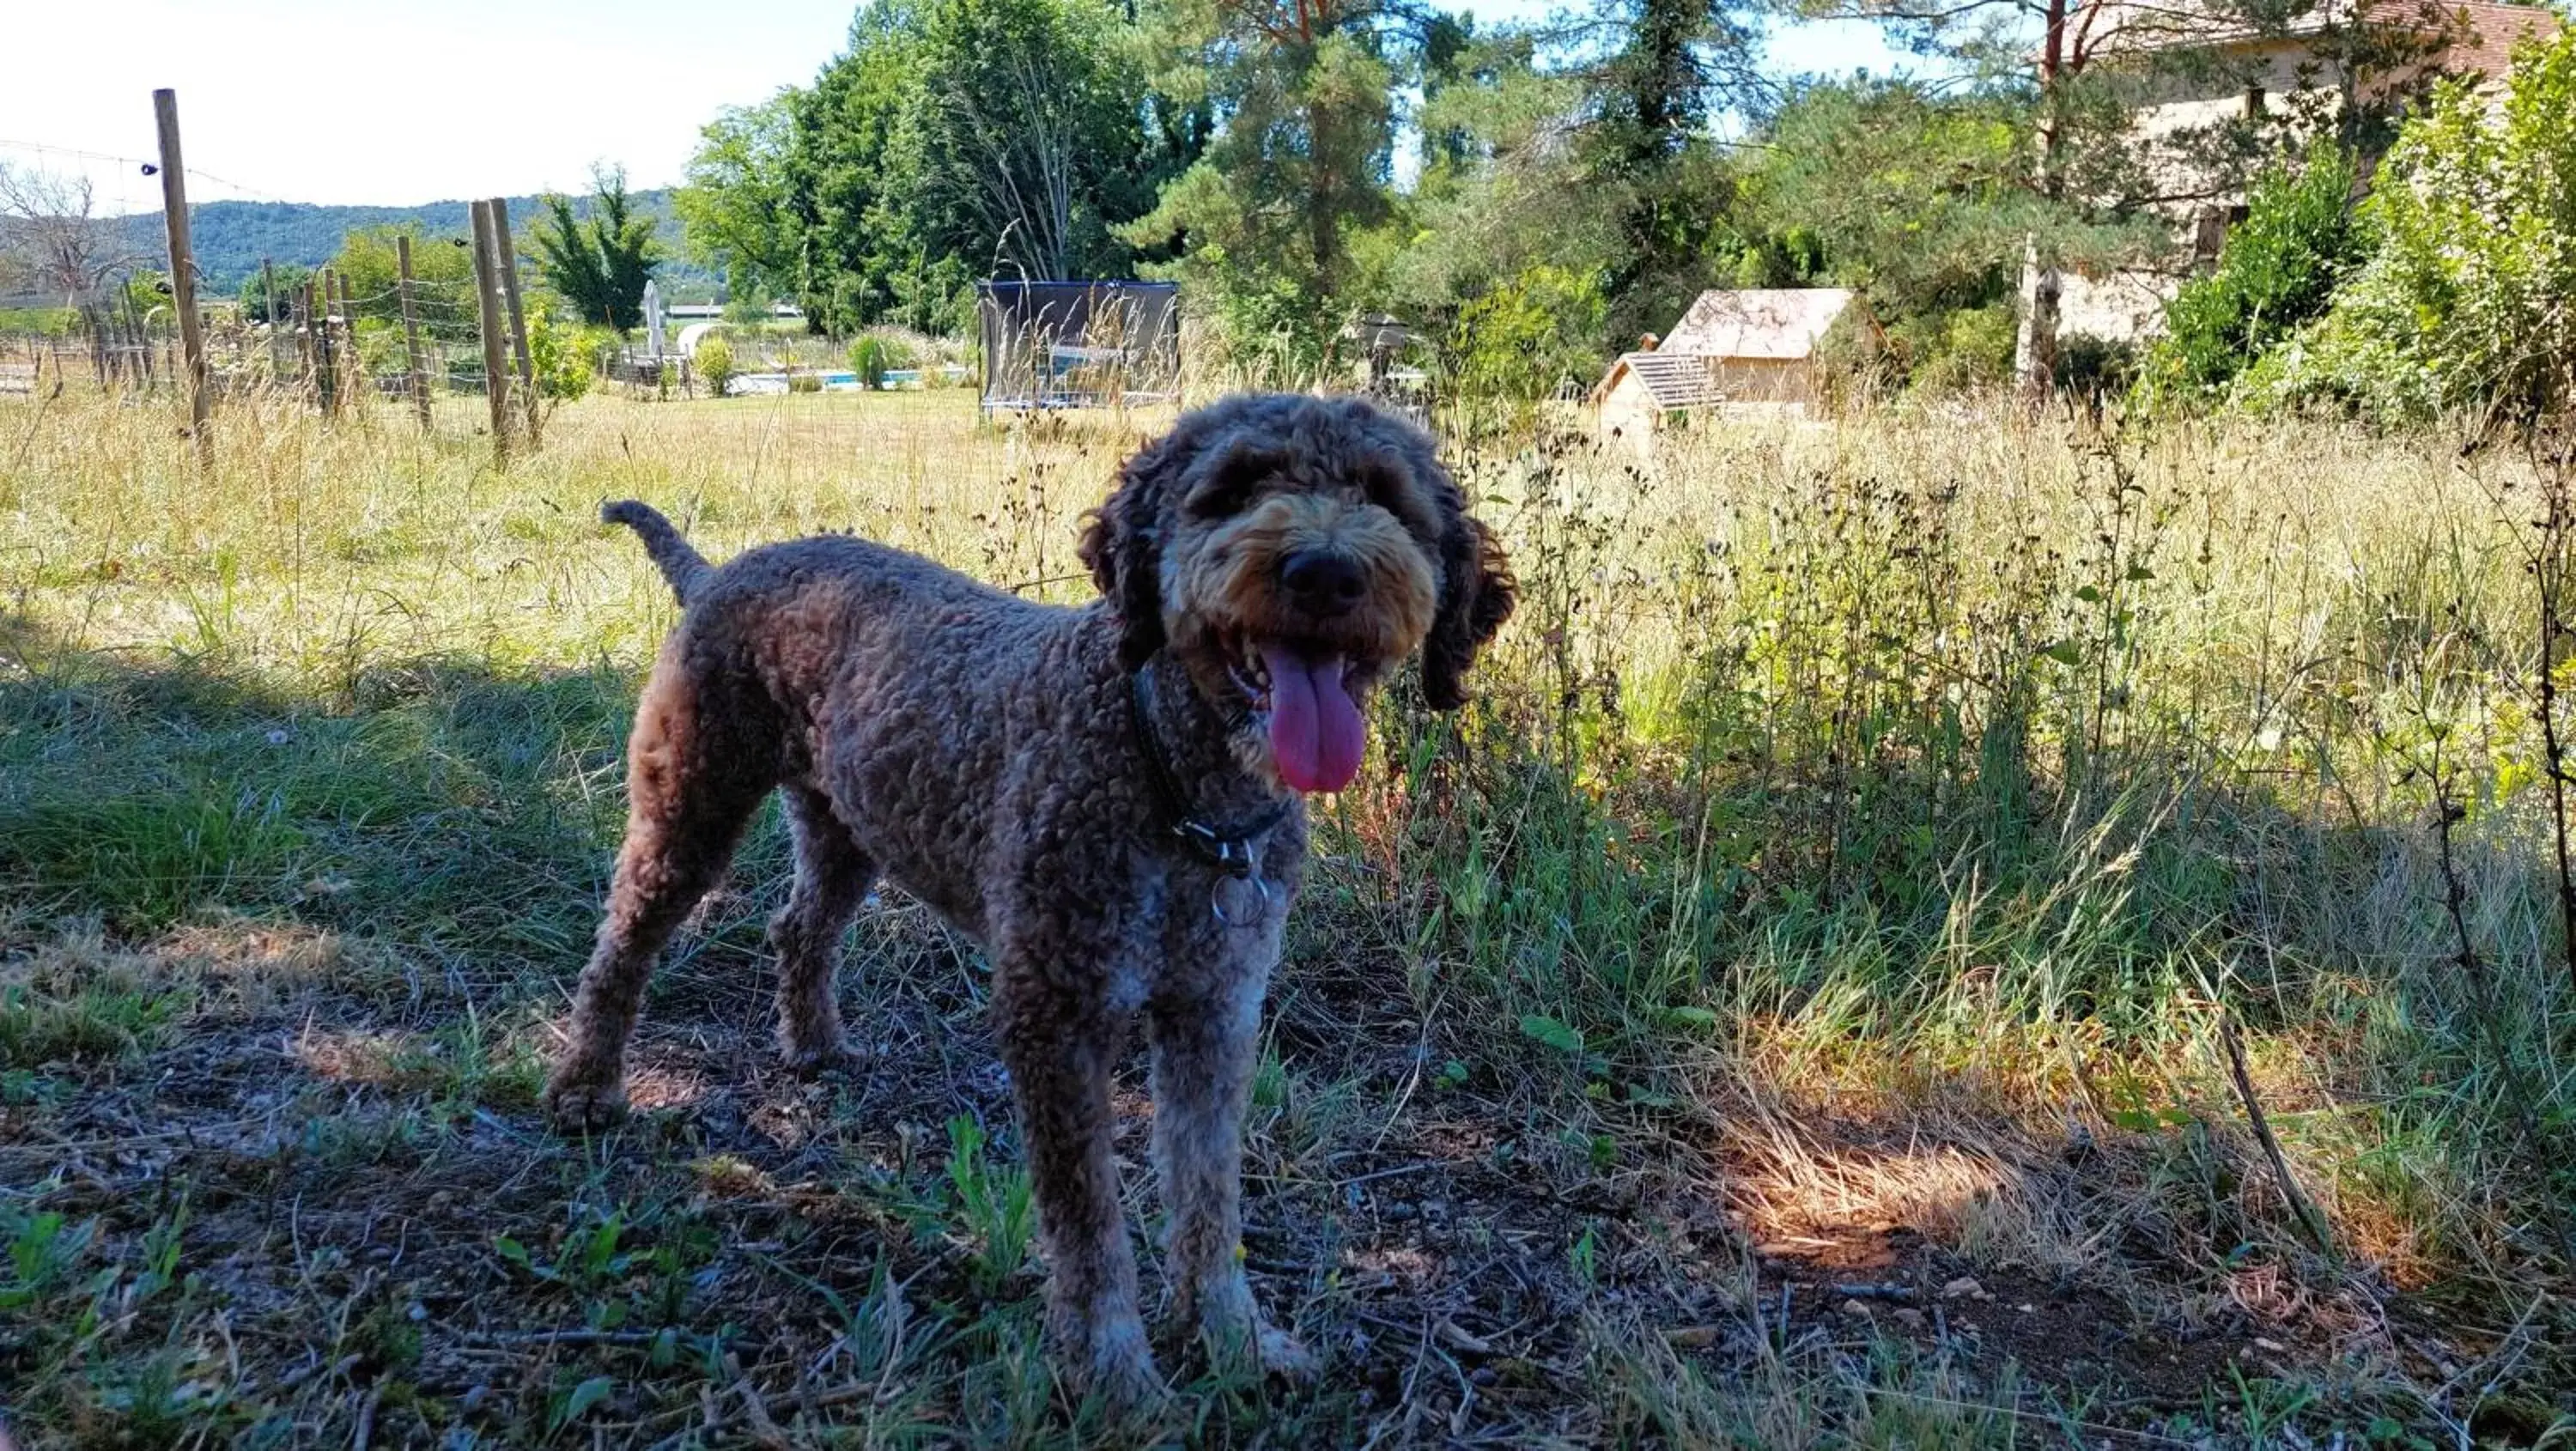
[1594,288,1860,447]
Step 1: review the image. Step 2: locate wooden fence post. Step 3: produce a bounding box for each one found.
[335,270,363,408]
[470,199,512,464]
[396,235,431,429]
[306,279,331,412]
[318,273,338,413]
[489,197,541,448]
[259,258,279,382]
[153,88,211,463]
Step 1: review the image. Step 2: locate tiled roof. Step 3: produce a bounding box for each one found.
[1603,351,1729,409]
[2415,0,2561,81]
[2084,0,2558,75]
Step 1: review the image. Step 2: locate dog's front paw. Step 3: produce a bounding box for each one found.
[542,1069,629,1132]
[1194,1276,1317,1383]
[780,1036,858,1078]
[1254,1324,1318,1381]
[1080,1316,1167,1414]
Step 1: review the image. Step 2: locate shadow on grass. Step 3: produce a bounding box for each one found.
[1,610,638,970]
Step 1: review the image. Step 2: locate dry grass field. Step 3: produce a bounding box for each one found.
[3,384,2573,1448]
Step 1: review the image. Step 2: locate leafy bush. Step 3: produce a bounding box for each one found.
[2054,333,2138,406]
[696,334,738,397]
[525,308,598,401]
[1872,301,2017,397]
[849,332,917,389]
[1447,264,1606,429]
[2254,34,2576,423]
[2137,147,2366,409]
[321,226,478,343]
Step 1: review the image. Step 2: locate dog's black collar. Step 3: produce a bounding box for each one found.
[1127,664,1290,880]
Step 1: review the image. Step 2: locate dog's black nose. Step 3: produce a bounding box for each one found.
[1280,549,1365,616]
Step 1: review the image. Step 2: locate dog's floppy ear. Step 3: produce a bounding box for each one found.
[1421,462,1516,712]
[1079,445,1170,670]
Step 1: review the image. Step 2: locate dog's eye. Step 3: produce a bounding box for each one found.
[1187,476,1256,518]
[1188,444,1282,518]
[1360,463,1426,527]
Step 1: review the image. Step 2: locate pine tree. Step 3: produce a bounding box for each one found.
[532,167,659,332]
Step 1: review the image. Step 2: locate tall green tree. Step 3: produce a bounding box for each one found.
[1380,28,1622,337]
[531,167,660,331]
[1579,0,1762,337]
[896,0,1169,283]
[680,0,1192,337]
[676,96,802,309]
[1119,0,1405,360]
[1738,78,2113,389]
[777,0,924,330]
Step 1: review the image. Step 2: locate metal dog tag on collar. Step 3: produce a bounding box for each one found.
[1212,867,1273,929]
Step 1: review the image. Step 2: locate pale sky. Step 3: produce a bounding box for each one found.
[2,0,1917,214]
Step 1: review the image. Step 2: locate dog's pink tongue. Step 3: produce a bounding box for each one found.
[1259,645,1365,793]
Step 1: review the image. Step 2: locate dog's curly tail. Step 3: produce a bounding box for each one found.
[601,501,714,604]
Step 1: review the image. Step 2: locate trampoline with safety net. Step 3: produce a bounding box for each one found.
[975,281,1180,414]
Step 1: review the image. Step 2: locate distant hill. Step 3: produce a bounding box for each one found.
[112,188,716,299]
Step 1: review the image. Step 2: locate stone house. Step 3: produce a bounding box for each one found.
[2049,0,2561,346]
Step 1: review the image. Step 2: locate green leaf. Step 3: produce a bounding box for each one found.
[494,1235,530,1267]
[2124,563,2156,581]
[559,1375,614,1428]
[1658,1005,1719,1029]
[2074,584,2104,604]
[2040,641,2084,666]
[1518,1015,1583,1053]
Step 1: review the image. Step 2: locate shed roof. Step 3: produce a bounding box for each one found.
[1660,288,1856,361]
[1600,351,1729,410]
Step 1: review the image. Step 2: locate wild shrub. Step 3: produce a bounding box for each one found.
[525,307,598,401]
[849,331,918,389]
[696,333,738,397]
[1446,264,1605,432]
[2137,145,2366,408]
[1906,301,2018,395]
[2252,34,2576,422]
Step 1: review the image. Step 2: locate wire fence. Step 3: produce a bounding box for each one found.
[1,125,718,449]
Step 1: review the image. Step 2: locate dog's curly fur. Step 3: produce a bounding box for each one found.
[544,393,1513,1404]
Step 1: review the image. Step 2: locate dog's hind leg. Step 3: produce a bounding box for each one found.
[1150,965,1317,1381]
[546,659,774,1131]
[769,783,873,1072]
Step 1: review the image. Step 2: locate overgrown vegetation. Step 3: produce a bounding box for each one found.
[2137,146,2366,409]
[2244,33,2576,425]
[5,381,2575,1444]
[676,0,2452,388]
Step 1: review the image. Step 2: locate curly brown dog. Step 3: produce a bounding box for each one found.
[543,392,1513,1405]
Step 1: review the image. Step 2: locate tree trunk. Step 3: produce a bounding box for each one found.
[2014,235,2062,407]
[2017,0,2071,408]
